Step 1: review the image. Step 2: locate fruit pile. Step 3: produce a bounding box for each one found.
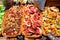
[42,7,60,36]
[2,6,22,37]
[21,4,42,36]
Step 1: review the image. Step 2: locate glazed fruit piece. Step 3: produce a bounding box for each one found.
[2,6,22,37]
[21,4,42,38]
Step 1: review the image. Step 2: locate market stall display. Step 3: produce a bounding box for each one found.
[0,0,60,40]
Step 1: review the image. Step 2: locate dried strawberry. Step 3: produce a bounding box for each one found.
[30,6,39,13]
[28,28,35,33]
[14,31,17,34]
[11,13,16,17]
[11,32,14,35]
[23,25,28,30]
[27,21,32,26]
[9,10,13,14]
[33,22,40,29]
[37,21,40,26]
[17,11,21,15]
[35,8,39,12]
[32,24,37,29]
[34,13,39,20]
[6,32,11,36]
[30,6,35,13]
[24,10,31,15]
[6,29,13,35]
[24,29,29,34]
[25,18,30,21]
[35,27,40,35]
[7,29,13,33]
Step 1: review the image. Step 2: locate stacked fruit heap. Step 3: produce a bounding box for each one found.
[2,6,22,37]
[21,4,42,37]
[42,7,60,36]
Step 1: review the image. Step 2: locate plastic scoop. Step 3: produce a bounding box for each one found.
[33,0,46,11]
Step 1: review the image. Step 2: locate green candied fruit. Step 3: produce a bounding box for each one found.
[51,18,56,20]
[56,30,60,34]
[0,24,2,31]
[0,5,4,32]
[0,19,2,24]
[0,5,5,13]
